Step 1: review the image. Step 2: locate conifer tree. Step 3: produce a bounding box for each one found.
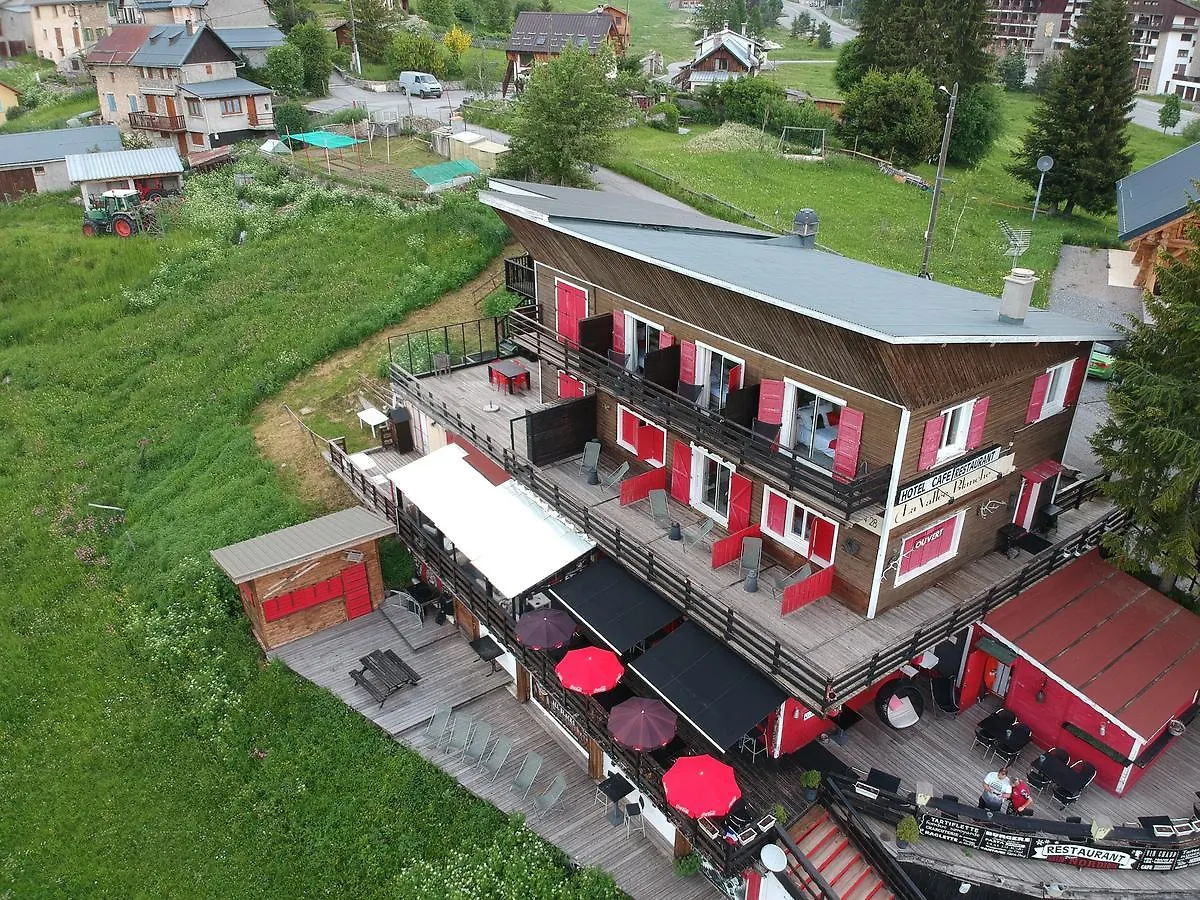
[1091,218,1200,594]
[1008,0,1134,216]
[851,0,990,89]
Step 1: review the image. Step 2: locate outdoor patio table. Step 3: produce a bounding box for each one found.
[487,359,531,394]
[598,773,635,804]
[1032,752,1085,794]
[978,710,1016,742]
[468,635,504,674]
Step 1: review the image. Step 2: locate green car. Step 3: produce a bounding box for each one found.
[1087,341,1121,380]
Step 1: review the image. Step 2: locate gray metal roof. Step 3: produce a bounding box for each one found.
[1115,141,1200,242]
[210,507,395,584]
[65,146,183,182]
[129,23,214,67]
[481,186,1118,346]
[180,76,270,98]
[507,11,615,54]
[0,125,122,168]
[214,26,285,51]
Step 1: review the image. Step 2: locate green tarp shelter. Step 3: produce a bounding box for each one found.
[411,158,481,187]
[289,131,361,149]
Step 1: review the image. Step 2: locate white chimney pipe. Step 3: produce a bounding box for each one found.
[999,268,1038,325]
[185,19,194,36]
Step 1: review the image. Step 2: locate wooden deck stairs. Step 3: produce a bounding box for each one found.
[787,806,896,900]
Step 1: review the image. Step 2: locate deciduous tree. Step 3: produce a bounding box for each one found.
[1091,218,1200,594]
[265,42,304,96]
[816,21,831,48]
[839,68,939,165]
[287,21,332,96]
[443,23,473,59]
[353,0,399,63]
[485,0,512,31]
[997,50,1026,91]
[1160,93,1183,133]
[389,32,446,75]
[421,0,455,27]
[498,44,626,185]
[1008,0,1134,216]
[948,84,1002,166]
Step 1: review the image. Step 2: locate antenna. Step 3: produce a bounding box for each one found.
[997,220,1031,269]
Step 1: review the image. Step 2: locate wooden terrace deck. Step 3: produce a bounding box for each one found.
[270,598,719,900]
[825,693,1200,897]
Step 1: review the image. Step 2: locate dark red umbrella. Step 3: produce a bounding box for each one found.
[555,647,624,695]
[608,698,677,751]
[515,608,576,650]
[663,754,741,818]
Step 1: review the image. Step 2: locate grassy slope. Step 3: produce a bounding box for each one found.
[0,170,615,898]
[761,62,840,99]
[613,92,1189,305]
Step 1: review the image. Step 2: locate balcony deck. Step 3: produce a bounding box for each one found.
[383,363,1116,696]
[825,694,1200,897]
[270,597,718,900]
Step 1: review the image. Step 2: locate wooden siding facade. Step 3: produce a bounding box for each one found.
[1128,210,1195,294]
[503,214,1092,618]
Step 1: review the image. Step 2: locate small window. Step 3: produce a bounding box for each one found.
[219,97,242,116]
[106,92,116,112]
[190,131,205,146]
[127,94,138,112]
[205,64,212,75]
[96,27,106,38]
[1041,361,1073,419]
[624,312,662,374]
[938,399,976,461]
[760,487,838,566]
[616,404,666,467]
[33,165,46,175]
[186,97,202,117]
[695,342,743,412]
[84,27,94,41]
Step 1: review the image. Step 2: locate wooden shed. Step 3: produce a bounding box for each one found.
[211,507,395,650]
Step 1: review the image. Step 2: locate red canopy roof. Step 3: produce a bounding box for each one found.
[984,550,1200,740]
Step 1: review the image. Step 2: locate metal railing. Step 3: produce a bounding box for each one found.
[128,111,185,131]
[822,777,928,900]
[386,308,534,377]
[504,305,892,517]
[504,253,536,301]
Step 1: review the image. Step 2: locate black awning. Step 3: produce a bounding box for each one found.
[631,622,787,752]
[548,558,680,654]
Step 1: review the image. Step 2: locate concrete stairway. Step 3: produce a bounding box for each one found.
[787,806,896,900]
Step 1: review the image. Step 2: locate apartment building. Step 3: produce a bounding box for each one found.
[0,0,114,71]
[110,0,270,27]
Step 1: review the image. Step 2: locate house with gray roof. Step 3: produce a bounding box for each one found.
[0,125,123,197]
[86,22,274,159]
[1115,141,1200,293]
[0,0,114,72]
[673,25,764,93]
[502,8,629,96]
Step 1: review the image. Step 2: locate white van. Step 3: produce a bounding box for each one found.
[398,71,443,99]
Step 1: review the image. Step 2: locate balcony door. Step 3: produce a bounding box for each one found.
[166,95,177,118]
[623,312,662,374]
[695,342,743,412]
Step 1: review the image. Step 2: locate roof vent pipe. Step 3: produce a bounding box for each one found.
[999,267,1038,325]
[185,19,194,36]
[793,209,819,249]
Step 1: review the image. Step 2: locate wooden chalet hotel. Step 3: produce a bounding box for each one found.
[300,182,1200,900]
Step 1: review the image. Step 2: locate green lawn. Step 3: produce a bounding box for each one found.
[762,62,840,99]
[611,92,1190,306]
[0,160,620,898]
[0,90,97,134]
[559,0,697,62]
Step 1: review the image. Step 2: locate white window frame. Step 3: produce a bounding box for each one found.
[894,510,966,587]
[1039,360,1074,420]
[937,398,977,463]
[623,311,663,374]
[615,404,665,467]
[694,341,744,412]
[779,378,846,470]
[691,444,733,524]
[759,486,838,566]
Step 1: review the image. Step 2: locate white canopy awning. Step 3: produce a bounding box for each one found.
[389,445,593,598]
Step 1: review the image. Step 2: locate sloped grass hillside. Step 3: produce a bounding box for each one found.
[0,160,622,899]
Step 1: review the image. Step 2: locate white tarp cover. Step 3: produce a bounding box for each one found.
[259,138,292,155]
[389,445,593,598]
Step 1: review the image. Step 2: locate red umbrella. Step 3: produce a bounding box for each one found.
[663,755,741,818]
[555,647,624,695]
[515,608,576,650]
[608,698,677,751]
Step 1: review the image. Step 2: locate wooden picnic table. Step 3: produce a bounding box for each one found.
[350,649,421,706]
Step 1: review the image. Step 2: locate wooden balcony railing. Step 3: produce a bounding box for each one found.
[128,111,185,132]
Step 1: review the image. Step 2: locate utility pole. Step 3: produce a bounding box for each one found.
[919,81,958,280]
[347,0,362,75]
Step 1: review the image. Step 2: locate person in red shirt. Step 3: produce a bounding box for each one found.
[1009,779,1034,817]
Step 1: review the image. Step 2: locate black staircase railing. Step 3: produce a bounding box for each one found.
[822,776,928,900]
[503,253,536,301]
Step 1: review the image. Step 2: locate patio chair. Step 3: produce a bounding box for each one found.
[1053,761,1097,808]
[480,735,514,782]
[929,675,960,717]
[623,797,646,838]
[738,537,763,578]
[432,352,452,375]
[422,706,453,745]
[971,728,997,754]
[682,518,715,548]
[442,715,475,757]
[771,564,811,600]
[510,751,544,800]
[1048,747,1070,765]
[648,489,672,529]
[531,773,568,818]
[461,721,493,767]
[579,440,601,475]
[601,461,630,488]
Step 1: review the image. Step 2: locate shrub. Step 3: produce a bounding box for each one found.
[1182,116,1200,143]
[274,101,310,137]
[839,68,940,165]
[647,100,679,132]
[948,83,1003,167]
[896,814,921,845]
[266,42,305,97]
[674,853,702,877]
[389,32,446,77]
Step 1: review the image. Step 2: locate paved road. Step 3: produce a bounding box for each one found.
[307,72,468,124]
[1130,96,1199,135]
[777,1,858,44]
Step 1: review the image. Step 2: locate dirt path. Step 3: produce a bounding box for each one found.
[252,251,513,511]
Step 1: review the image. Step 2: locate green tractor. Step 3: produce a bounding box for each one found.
[82,189,149,238]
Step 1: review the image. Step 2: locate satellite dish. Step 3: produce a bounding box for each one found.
[759,844,788,873]
[1037,155,1055,173]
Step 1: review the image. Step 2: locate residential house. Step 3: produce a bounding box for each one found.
[0,0,115,72]
[1116,141,1200,293]
[87,22,274,158]
[502,8,628,96]
[673,25,764,93]
[213,24,283,67]
[0,122,121,195]
[113,0,271,27]
[0,78,20,123]
[316,181,1200,897]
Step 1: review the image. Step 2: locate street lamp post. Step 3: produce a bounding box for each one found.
[919,81,959,280]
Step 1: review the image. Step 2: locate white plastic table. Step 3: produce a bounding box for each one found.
[357,407,389,437]
[348,451,377,472]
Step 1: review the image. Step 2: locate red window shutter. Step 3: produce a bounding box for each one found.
[831,408,864,482]
[757,379,786,425]
[670,441,692,503]
[966,396,990,451]
[809,516,836,565]
[918,415,944,471]
[261,597,280,621]
[728,472,752,532]
[612,310,626,354]
[557,372,584,399]
[679,341,697,385]
[765,490,787,535]
[728,363,743,391]
[619,407,640,447]
[1026,372,1051,424]
[660,332,675,348]
[637,423,665,466]
[1063,357,1087,406]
